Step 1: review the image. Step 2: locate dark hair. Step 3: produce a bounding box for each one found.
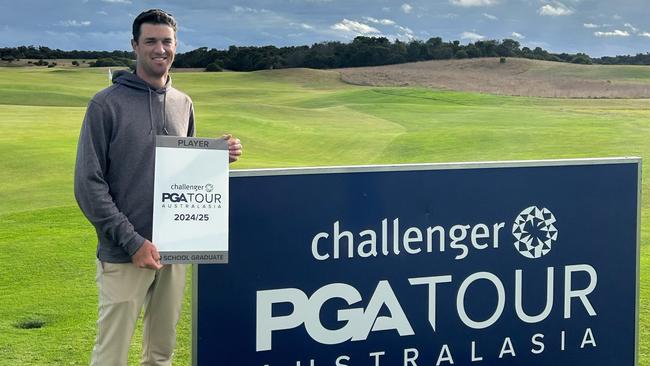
[132,9,177,43]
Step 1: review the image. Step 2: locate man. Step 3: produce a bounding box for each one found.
[74,9,242,365]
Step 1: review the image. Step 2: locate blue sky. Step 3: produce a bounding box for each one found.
[1,0,649,57]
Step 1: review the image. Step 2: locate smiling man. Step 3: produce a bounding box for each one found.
[74,9,242,366]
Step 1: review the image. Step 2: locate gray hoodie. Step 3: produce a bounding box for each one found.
[75,70,195,263]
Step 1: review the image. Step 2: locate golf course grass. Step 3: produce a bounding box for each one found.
[1,64,650,365]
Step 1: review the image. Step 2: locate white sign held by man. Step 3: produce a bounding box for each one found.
[153,136,229,264]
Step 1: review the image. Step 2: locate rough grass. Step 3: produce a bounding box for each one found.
[1,66,650,364]
[339,58,650,98]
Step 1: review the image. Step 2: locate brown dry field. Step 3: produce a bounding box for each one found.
[338,57,650,98]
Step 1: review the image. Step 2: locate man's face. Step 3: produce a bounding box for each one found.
[131,23,176,81]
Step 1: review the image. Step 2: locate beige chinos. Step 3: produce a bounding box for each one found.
[90,261,187,366]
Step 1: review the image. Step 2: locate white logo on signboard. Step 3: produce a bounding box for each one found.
[512,206,558,259]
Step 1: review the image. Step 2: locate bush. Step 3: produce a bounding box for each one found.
[47,64,55,68]
[91,57,135,68]
[72,60,79,66]
[455,50,468,59]
[205,62,223,72]
[91,58,115,67]
[35,59,48,66]
[500,57,507,64]
[570,54,592,65]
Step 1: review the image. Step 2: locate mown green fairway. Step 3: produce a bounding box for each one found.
[1,65,650,365]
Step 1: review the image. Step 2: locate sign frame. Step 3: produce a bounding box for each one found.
[192,157,641,366]
[153,135,229,264]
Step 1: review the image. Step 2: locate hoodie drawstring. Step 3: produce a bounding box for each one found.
[114,70,170,136]
[162,92,169,135]
[148,88,154,135]
[147,88,169,135]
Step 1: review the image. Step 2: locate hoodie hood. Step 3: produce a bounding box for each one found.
[112,70,171,134]
[112,70,172,93]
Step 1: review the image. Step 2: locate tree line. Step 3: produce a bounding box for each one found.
[0,45,131,63]
[174,37,599,71]
[2,37,649,70]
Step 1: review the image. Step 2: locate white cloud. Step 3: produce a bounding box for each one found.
[511,32,525,39]
[363,17,396,25]
[58,20,91,27]
[178,26,197,33]
[483,13,498,20]
[176,40,196,53]
[612,14,622,20]
[232,6,270,13]
[396,25,413,34]
[594,30,630,37]
[101,0,131,4]
[401,3,413,14]
[359,17,414,39]
[450,0,498,7]
[384,30,415,41]
[583,23,599,28]
[624,23,638,33]
[538,3,574,16]
[330,19,380,34]
[96,10,108,16]
[461,31,485,41]
[291,22,314,30]
[640,32,650,38]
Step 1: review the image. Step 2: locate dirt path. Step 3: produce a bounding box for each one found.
[338,58,650,98]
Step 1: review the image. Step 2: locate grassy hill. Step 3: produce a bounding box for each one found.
[1,66,650,364]
[340,57,650,98]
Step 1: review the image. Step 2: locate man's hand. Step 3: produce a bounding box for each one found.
[131,239,163,270]
[222,134,242,163]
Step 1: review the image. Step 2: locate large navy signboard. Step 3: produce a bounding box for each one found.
[193,158,640,366]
